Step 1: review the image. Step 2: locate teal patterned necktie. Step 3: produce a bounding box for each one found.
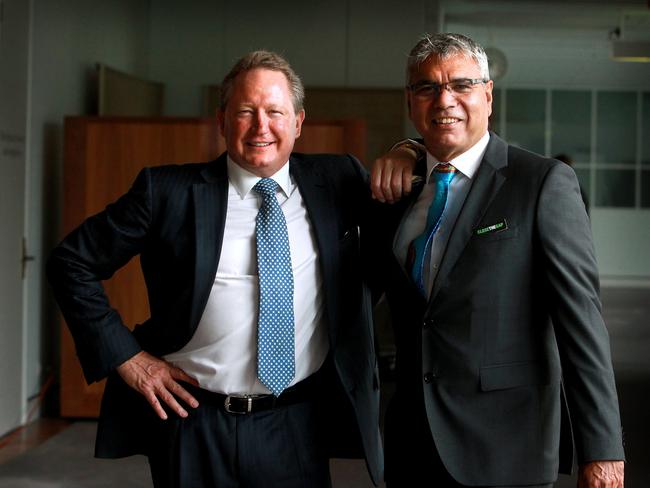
[406,163,457,296]
[253,178,295,396]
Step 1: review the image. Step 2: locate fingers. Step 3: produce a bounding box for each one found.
[381,168,396,204]
[371,149,418,203]
[389,166,406,202]
[175,368,200,387]
[154,382,190,419]
[371,159,400,203]
[116,351,200,420]
[168,367,200,409]
[401,166,413,196]
[142,388,172,421]
[578,460,624,488]
[370,160,388,202]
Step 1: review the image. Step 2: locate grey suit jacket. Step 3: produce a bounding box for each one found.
[374,133,624,485]
[48,152,382,485]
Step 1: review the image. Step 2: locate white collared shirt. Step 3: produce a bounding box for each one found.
[165,157,328,395]
[394,132,490,297]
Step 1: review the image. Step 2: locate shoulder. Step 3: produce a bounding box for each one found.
[290,152,359,168]
[502,144,567,187]
[123,160,223,210]
[507,145,558,170]
[139,159,222,187]
[503,146,583,215]
[290,153,369,207]
[291,152,367,181]
[146,160,215,178]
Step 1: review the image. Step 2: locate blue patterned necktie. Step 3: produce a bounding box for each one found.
[406,163,457,296]
[252,178,295,396]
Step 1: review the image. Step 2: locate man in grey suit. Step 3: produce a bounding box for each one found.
[48,50,381,487]
[370,33,624,487]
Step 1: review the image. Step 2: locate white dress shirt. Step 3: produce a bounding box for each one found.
[165,157,328,395]
[394,132,490,298]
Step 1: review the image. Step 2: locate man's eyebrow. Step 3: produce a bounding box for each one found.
[414,77,475,84]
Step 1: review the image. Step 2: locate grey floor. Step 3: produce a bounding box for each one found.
[598,287,650,487]
[0,287,647,487]
[554,287,650,487]
[0,422,374,488]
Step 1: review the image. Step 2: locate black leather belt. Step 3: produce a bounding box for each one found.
[222,394,279,415]
[186,373,319,415]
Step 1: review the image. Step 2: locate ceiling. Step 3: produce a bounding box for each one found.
[441,0,649,34]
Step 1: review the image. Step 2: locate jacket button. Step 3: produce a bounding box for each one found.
[423,372,436,383]
[423,318,435,329]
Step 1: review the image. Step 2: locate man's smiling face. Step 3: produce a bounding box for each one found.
[218,68,304,177]
[407,54,493,162]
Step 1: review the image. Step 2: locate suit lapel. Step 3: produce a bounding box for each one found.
[289,155,340,345]
[429,133,509,302]
[189,153,229,329]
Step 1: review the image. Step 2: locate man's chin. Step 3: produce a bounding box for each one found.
[424,137,458,158]
[239,158,287,177]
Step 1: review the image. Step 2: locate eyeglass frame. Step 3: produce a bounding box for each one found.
[407,78,489,98]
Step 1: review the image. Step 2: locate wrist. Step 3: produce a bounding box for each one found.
[389,139,425,160]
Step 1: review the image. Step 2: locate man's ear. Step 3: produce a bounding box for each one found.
[294,109,305,138]
[485,80,494,117]
[217,110,226,137]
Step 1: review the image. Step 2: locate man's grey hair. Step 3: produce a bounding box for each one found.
[406,33,490,83]
[219,50,305,113]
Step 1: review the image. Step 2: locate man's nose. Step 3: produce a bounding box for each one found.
[252,111,270,131]
[434,86,457,107]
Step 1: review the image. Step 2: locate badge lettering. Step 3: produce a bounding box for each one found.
[476,219,508,236]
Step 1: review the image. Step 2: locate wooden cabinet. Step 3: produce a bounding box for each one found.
[60,116,366,417]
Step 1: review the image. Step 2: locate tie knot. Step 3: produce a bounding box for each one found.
[253,178,279,198]
[430,163,457,185]
[435,163,456,174]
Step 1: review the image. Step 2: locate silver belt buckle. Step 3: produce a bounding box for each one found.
[224,395,253,414]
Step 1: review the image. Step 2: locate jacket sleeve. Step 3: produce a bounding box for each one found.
[47,168,154,383]
[536,162,625,463]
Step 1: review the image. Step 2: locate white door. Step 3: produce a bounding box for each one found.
[0,0,30,436]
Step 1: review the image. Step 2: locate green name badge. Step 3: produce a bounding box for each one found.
[475,219,508,236]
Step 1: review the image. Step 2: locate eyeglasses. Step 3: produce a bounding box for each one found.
[408,78,489,98]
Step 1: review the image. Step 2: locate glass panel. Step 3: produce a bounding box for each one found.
[596,91,636,165]
[642,170,650,208]
[595,169,635,207]
[551,90,591,163]
[641,93,650,166]
[489,88,501,136]
[505,89,546,155]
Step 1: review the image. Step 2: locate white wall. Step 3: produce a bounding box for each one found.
[25,0,150,401]
[0,0,30,437]
[591,210,650,284]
